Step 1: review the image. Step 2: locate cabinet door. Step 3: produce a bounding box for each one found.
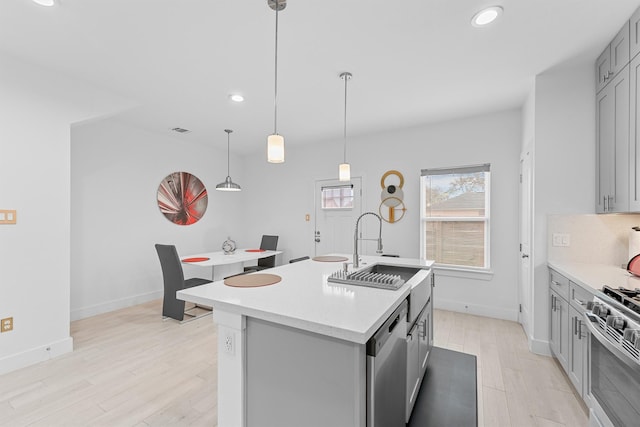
[612,22,630,77]
[549,290,569,370]
[568,305,584,397]
[630,55,640,211]
[631,7,640,61]
[418,302,432,376]
[596,45,612,93]
[610,66,630,212]
[596,85,614,213]
[549,292,560,356]
[596,66,630,213]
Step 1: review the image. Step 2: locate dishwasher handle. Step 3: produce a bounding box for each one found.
[367,300,408,357]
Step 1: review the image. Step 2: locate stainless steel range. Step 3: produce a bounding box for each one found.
[584,285,640,427]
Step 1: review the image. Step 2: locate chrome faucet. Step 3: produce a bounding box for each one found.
[353,212,383,268]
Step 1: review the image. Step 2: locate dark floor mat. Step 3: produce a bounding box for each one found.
[408,346,478,427]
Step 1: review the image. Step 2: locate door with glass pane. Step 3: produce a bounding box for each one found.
[314,178,362,256]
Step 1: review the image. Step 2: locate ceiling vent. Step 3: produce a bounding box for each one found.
[171,127,191,134]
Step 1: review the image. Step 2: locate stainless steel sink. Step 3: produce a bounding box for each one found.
[327,264,421,290]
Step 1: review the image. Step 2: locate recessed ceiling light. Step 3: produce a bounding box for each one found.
[32,0,57,6]
[229,94,244,103]
[471,6,503,27]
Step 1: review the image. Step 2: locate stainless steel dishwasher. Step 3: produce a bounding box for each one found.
[366,299,408,427]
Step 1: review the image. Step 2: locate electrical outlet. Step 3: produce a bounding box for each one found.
[223,331,235,355]
[1,317,13,333]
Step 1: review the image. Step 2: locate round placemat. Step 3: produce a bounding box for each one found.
[224,273,282,288]
[312,255,349,262]
[182,257,210,262]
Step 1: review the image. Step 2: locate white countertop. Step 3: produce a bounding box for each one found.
[178,254,433,344]
[548,260,640,292]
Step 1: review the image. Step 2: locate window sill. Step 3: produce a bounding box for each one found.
[432,265,494,281]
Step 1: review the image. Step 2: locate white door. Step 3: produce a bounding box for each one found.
[519,144,533,336]
[314,177,362,256]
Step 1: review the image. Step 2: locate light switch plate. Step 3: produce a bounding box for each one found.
[552,233,571,247]
[0,210,17,224]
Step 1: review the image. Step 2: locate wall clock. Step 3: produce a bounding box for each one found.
[157,171,208,225]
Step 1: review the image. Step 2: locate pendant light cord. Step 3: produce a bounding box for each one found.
[227,132,230,176]
[343,74,348,163]
[273,0,280,135]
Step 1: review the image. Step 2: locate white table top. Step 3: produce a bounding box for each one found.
[548,260,640,292]
[181,249,282,267]
[178,254,433,344]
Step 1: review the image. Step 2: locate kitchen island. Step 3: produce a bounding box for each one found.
[178,254,433,427]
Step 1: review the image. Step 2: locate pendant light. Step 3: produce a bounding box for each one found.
[339,72,352,181]
[216,129,242,192]
[267,0,286,163]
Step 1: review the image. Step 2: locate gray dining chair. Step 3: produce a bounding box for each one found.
[244,235,279,272]
[155,244,212,322]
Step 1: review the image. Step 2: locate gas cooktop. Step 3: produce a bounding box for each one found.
[601,285,640,317]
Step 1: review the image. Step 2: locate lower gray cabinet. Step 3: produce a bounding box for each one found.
[549,288,569,370]
[568,304,588,397]
[549,268,594,405]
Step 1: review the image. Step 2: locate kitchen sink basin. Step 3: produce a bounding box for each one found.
[361,264,421,281]
[327,263,422,290]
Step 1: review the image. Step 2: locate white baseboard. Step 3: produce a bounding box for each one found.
[529,337,552,356]
[434,298,519,322]
[71,290,163,321]
[0,336,73,376]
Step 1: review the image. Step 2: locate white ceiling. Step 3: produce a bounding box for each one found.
[1,0,640,154]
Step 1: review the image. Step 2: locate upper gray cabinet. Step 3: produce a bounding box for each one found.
[596,66,629,214]
[630,7,640,61]
[630,55,640,211]
[595,10,640,214]
[596,22,629,93]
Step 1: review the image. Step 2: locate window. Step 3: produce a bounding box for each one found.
[420,164,490,269]
[321,184,354,209]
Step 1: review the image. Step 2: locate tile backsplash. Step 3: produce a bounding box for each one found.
[548,214,640,266]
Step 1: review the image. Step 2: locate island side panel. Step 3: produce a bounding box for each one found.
[246,317,366,427]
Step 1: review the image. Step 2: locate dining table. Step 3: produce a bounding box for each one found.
[181,249,283,281]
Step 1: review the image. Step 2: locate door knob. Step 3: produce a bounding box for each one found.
[522,254,529,258]
[315,237,320,243]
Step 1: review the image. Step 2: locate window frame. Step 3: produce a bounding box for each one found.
[320,183,355,210]
[420,164,491,271]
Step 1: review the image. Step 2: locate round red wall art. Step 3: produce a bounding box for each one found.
[157,172,208,225]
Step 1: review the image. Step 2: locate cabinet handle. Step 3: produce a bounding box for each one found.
[579,320,584,339]
[608,195,613,211]
[573,298,585,306]
[573,316,577,336]
[551,295,556,311]
[551,280,561,286]
[421,319,427,339]
[608,70,614,77]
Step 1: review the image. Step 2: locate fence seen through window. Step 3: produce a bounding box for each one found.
[420,164,490,269]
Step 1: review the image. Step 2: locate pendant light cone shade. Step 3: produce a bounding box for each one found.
[216,129,242,192]
[339,72,352,182]
[267,0,286,163]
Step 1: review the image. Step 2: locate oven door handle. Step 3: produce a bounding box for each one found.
[584,313,640,374]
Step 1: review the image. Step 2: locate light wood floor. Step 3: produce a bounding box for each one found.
[0,301,587,426]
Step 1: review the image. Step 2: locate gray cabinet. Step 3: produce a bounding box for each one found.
[568,304,588,397]
[549,288,569,370]
[630,54,640,211]
[597,22,630,93]
[596,65,629,213]
[548,268,594,404]
[631,7,640,61]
